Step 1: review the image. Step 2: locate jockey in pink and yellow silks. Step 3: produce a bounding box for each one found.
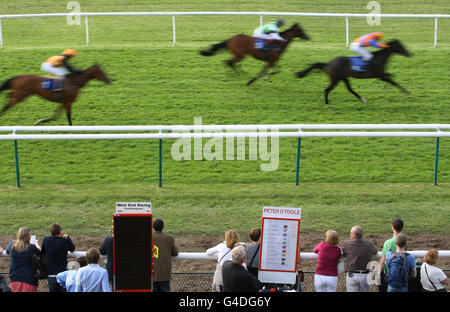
[350,32,389,61]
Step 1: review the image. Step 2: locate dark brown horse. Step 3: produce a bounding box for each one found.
[296,39,411,104]
[200,23,310,85]
[0,64,111,125]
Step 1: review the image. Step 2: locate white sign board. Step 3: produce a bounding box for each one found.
[258,206,301,285]
[116,202,152,214]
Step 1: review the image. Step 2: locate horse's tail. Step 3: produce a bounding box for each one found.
[296,63,328,78]
[0,76,17,93]
[200,40,228,56]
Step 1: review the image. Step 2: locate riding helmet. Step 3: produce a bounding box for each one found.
[62,49,78,56]
[276,19,285,27]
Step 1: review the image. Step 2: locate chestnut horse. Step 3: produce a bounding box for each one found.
[200,23,310,85]
[0,64,111,125]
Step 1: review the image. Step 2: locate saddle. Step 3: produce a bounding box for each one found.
[254,38,275,51]
[41,77,65,91]
[349,56,370,72]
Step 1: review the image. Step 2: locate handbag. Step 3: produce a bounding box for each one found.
[32,255,48,280]
[337,246,346,274]
[211,249,231,292]
[424,263,446,292]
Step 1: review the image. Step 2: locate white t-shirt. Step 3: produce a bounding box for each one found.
[420,263,447,291]
[206,242,232,265]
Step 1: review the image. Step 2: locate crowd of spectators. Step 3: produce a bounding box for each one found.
[0,217,448,293]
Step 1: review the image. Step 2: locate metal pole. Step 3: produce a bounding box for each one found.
[434,136,440,185]
[13,131,21,187]
[172,16,176,46]
[260,16,263,27]
[295,137,302,186]
[0,18,3,49]
[345,17,349,48]
[158,130,163,187]
[434,17,438,48]
[85,16,89,47]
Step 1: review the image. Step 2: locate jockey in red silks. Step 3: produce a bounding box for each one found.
[350,32,389,62]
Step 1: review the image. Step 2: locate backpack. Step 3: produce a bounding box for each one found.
[387,251,409,289]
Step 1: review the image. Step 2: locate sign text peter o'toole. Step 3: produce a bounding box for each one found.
[263,207,301,216]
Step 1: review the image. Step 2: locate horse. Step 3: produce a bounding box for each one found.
[296,39,411,104]
[200,23,310,86]
[0,64,111,125]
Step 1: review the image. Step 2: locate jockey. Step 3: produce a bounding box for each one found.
[41,49,83,78]
[253,19,286,48]
[350,32,389,62]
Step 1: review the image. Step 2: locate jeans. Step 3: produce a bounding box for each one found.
[48,276,66,292]
[153,280,171,292]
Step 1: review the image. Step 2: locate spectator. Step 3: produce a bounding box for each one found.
[222,245,259,292]
[56,256,87,292]
[41,222,75,292]
[75,247,111,292]
[379,217,403,292]
[313,230,341,292]
[0,246,11,292]
[99,234,113,287]
[342,225,378,292]
[6,227,41,292]
[206,229,240,292]
[246,227,261,279]
[152,218,179,292]
[420,249,448,292]
[385,233,416,292]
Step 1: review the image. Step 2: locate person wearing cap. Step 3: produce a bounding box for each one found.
[41,49,83,78]
[350,32,389,62]
[252,19,286,51]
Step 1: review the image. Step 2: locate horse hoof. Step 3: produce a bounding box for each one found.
[361,97,368,103]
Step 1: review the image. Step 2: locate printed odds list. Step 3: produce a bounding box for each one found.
[259,207,301,276]
[260,218,300,272]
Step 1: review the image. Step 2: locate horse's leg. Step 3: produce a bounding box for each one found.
[324,78,340,104]
[380,76,409,94]
[34,105,63,125]
[226,54,245,72]
[246,63,271,86]
[0,92,27,115]
[64,102,73,126]
[343,78,367,103]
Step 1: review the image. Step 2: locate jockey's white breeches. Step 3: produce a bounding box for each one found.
[41,62,68,77]
[252,29,284,41]
[350,42,373,61]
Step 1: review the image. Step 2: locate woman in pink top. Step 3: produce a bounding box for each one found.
[313,230,342,292]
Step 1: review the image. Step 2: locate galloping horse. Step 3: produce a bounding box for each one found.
[296,40,411,104]
[0,65,111,125]
[200,23,310,85]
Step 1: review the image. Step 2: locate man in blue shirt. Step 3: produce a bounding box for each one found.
[385,233,417,292]
[75,248,111,292]
[56,256,87,292]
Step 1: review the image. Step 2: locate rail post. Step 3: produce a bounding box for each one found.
[434,17,438,48]
[0,18,3,49]
[158,130,163,187]
[13,130,21,187]
[295,129,302,186]
[172,15,176,46]
[85,16,89,47]
[434,129,440,185]
[345,17,349,48]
